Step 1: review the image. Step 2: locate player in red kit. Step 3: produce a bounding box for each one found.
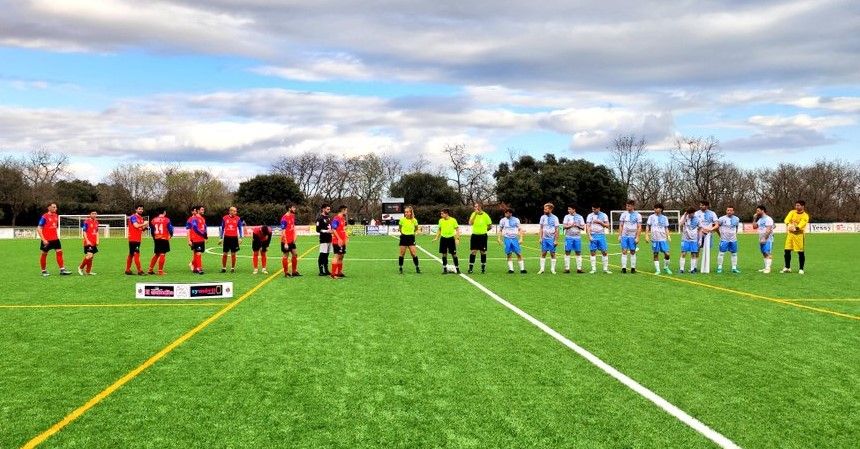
[251,225,272,274]
[125,205,149,275]
[219,206,244,273]
[78,210,99,276]
[37,203,71,276]
[330,205,349,279]
[148,207,174,275]
[187,205,208,275]
[280,203,301,277]
[185,206,199,271]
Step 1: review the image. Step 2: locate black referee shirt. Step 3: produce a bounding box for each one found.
[316,214,332,243]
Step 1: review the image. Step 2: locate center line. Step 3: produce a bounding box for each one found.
[414,243,741,449]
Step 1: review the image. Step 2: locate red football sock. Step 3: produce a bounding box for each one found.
[252,252,259,269]
[231,253,237,268]
[291,255,298,273]
[149,255,158,271]
[261,253,267,268]
[282,256,289,272]
[86,258,93,273]
[158,254,166,271]
[195,253,203,270]
[221,254,227,268]
[79,258,87,269]
[126,255,132,271]
[56,251,64,268]
[133,253,142,271]
[40,253,47,270]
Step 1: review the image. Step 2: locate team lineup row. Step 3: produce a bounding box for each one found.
[33,199,811,277]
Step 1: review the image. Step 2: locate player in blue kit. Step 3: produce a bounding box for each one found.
[716,206,741,274]
[586,204,611,274]
[562,205,585,273]
[679,207,701,274]
[645,203,673,275]
[753,205,775,274]
[537,203,559,274]
[617,200,642,274]
[498,209,527,274]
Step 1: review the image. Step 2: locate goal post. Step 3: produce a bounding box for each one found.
[609,210,681,234]
[58,214,146,239]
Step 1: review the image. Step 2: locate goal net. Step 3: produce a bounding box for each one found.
[58,214,145,239]
[609,210,681,234]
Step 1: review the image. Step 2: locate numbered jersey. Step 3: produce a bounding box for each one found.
[38,212,59,241]
[82,218,99,245]
[681,215,701,242]
[151,216,173,240]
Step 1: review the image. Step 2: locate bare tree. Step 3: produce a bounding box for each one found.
[671,136,723,204]
[443,143,470,204]
[629,159,663,207]
[0,157,29,225]
[162,168,231,214]
[104,163,163,204]
[442,143,497,205]
[608,134,647,198]
[19,149,69,206]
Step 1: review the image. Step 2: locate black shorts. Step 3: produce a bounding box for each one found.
[128,241,141,255]
[439,236,457,254]
[281,241,297,253]
[399,234,416,247]
[252,237,270,252]
[84,245,99,254]
[190,242,205,253]
[333,244,347,255]
[470,234,488,252]
[154,239,171,254]
[222,236,240,253]
[40,240,61,252]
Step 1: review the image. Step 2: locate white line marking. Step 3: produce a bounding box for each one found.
[414,243,742,449]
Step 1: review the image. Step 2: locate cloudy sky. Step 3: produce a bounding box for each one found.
[1,0,858,183]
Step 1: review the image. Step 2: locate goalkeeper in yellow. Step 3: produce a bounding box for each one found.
[782,200,810,274]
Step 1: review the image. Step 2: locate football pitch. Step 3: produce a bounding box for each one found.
[1,234,857,448]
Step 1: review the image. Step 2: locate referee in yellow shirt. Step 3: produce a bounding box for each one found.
[782,200,810,274]
[468,202,493,274]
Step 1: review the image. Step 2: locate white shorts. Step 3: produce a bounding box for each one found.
[319,243,332,253]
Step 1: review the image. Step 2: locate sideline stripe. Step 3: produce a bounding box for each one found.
[0,303,224,310]
[20,246,316,449]
[785,298,860,302]
[520,244,859,321]
[414,243,742,449]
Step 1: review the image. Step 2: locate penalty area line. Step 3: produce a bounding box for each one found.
[20,245,316,449]
[414,243,742,449]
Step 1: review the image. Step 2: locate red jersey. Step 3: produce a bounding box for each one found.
[82,218,99,246]
[128,213,145,242]
[331,214,348,244]
[189,216,207,243]
[280,213,296,243]
[151,216,173,240]
[252,226,270,242]
[38,212,59,241]
[221,215,243,238]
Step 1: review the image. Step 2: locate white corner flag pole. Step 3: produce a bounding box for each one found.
[700,232,712,273]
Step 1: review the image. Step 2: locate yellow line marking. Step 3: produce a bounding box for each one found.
[20,246,315,449]
[782,298,860,302]
[520,244,859,321]
[0,303,224,310]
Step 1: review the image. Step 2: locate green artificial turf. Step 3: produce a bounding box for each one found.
[0,234,857,448]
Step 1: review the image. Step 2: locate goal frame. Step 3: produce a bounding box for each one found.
[609,210,681,234]
[58,214,143,239]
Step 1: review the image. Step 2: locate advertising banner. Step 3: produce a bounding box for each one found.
[136,282,234,299]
